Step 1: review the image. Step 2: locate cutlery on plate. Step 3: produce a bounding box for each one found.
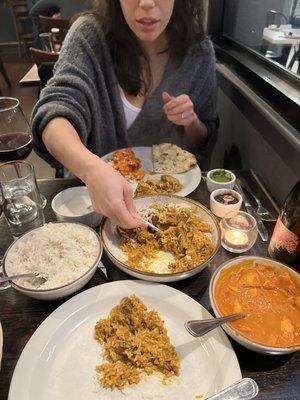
[185,313,245,337]
[0,272,45,284]
[205,377,259,400]
[140,218,162,233]
[237,180,277,221]
[235,183,269,242]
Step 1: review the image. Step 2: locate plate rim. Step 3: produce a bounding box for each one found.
[8,280,242,400]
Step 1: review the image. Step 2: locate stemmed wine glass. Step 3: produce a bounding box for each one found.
[0,97,46,208]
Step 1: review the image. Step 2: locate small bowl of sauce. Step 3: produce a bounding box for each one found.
[210,188,242,218]
[206,169,236,193]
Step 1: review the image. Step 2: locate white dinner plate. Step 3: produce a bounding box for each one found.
[9,281,241,400]
[102,146,202,197]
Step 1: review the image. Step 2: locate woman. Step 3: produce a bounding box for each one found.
[32,0,218,229]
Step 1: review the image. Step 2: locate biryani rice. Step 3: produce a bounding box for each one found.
[119,203,214,273]
[95,295,180,390]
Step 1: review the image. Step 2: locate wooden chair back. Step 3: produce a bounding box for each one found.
[29,47,59,68]
[7,0,32,57]
[38,15,70,32]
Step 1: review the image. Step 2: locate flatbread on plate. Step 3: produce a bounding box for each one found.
[153,143,197,174]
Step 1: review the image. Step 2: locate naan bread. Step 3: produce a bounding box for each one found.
[152,143,197,173]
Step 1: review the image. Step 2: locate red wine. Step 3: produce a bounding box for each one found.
[268,181,300,268]
[0,132,33,162]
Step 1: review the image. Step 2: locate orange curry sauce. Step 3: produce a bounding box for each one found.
[111,149,145,181]
[214,261,300,348]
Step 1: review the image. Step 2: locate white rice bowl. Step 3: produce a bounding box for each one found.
[3,222,102,299]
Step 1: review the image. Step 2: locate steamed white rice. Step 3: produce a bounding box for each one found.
[5,223,99,290]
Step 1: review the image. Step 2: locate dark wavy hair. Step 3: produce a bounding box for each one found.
[91,0,206,96]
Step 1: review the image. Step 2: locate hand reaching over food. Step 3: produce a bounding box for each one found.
[85,159,144,229]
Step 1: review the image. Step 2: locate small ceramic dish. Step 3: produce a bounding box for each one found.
[51,186,102,228]
[206,169,236,193]
[210,188,242,218]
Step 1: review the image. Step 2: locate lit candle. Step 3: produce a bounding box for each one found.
[225,229,248,246]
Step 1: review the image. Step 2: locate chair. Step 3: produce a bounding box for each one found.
[29,47,59,68]
[0,55,11,95]
[8,0,33,57]
[38,15,70,32]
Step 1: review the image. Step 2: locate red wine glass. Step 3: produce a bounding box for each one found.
[0,97,46,208]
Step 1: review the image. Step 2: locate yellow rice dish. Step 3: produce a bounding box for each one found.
[119,203,214,273]
[94,295,180,390]
[135,175,183,196]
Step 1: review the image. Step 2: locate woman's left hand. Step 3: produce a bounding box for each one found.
[162,91,197,127]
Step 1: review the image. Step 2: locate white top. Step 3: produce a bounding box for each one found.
[119,86,141,129]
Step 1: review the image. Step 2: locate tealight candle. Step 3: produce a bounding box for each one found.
[220,210,258,253]
[224,230,248,246]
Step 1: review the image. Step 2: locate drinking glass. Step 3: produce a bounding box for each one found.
[220,210,258,253]
[0,97,46,207]
[0,97,32,163]
[0,161,45,239]
[39,32,55,52]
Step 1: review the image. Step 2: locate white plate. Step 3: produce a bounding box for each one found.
[9,281,241,400]
[102,146,201,197]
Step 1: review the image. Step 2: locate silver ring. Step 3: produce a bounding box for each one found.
[181,113,185,119]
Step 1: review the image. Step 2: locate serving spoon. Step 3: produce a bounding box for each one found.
[205,377,258,400]
[0,272,46,284]
[185,313,245,337]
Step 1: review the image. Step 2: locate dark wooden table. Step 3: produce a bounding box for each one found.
[0,171,299,400]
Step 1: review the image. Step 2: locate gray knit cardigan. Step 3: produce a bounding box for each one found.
[31,15,219,168]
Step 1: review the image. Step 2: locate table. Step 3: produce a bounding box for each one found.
[0,171,299,400]
[19,64,40,87]
[262,28,300,72]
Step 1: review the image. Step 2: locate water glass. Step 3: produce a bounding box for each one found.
[220,210,258,253]
[39,32,55,52]
[0,161,45,239]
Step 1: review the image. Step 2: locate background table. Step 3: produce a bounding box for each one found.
[0,171,299,400]
[19,64,40,87]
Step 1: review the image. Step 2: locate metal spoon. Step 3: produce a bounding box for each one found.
[0,272,44,284]
[185,313,245,337]
[140,218,162,233]
[205,377,258,400]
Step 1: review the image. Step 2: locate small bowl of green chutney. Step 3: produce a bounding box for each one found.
[206,169,236,193]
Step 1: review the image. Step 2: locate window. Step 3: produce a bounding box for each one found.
[221,0,300,77]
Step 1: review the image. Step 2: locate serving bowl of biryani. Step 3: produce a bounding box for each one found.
[209,256,300,355]
[101,195,221,282]
[2,222,103,300]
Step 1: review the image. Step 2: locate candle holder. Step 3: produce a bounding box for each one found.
[220,210,258,253]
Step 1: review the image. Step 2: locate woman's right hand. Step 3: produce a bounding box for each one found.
[84,157,144,229]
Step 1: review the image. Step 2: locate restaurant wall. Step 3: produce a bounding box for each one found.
[212,66,300,205]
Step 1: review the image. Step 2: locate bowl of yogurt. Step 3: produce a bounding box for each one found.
[51,186,102,228]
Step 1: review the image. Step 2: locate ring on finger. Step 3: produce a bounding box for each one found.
[181,112,185,119]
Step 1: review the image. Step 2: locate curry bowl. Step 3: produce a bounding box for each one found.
[209,256,300,355]
[100,195,221,282]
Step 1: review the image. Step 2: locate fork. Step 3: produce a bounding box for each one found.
[236,180,277,221]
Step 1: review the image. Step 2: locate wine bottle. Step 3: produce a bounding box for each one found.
[268,181,300,268]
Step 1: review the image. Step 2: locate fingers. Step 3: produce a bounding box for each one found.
[163,94,191,113]
[163,94,196,126]
[162,91,173,104]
